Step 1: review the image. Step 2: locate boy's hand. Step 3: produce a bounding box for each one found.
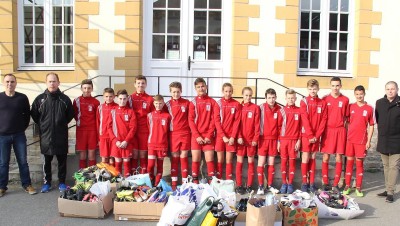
[277,142,280,152]
[237,138,243,145]
[309,137,317,143]
[204,137,211,144]
[295,140,301,151]
[251,141,257,146]
[116,141,121,148]
[223,136,229,143]
[366,142,371,150]
[228,137,235,145]
[120,141,128,148]
[196,136,204,144]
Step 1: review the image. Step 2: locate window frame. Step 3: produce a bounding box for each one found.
[297,0,354,77]
[17,0,75,71]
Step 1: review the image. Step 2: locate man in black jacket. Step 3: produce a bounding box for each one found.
[375,81,400,203]
[31,72,74,193]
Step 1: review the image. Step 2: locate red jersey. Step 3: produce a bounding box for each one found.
[215,98,241,138]
[165,97,190,135]
[188,95,218,139]
[73,96,100,131]
[108,106,137,145]
[347,103,375,144]
[147,110,171,149]
[96,101,118,139]
[128,92,154,132]
[300,96,328,139]
[322,94,349,128]
[259,103,283,139]
[238,102,260,144]
[280,105,305,140]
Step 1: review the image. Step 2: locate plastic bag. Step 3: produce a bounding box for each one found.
[201,211,218,226]
[157,178,172,192]
[158,195,195,226]
[89,181,110,199]
[185,196,216,226]
[218,190,236,207]
[125,173,152,187]
[198,183,218,204]
[210,177,235,195]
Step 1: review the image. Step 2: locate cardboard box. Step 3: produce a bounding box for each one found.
[314,195,364,219]
[58,192,114,218]
[281,205,318,226]
[236,209,282,225]
[114,201,165,221]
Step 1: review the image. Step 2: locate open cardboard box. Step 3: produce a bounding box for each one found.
[58,192,114,218]
[114,201,165,221]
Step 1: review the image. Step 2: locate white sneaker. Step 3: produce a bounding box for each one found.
[257,186,265,195]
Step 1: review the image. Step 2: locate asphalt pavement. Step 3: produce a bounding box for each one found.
[0,171,398,226]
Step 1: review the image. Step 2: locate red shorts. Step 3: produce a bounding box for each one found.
[301,137,320,153]
[99,137,112,158]
[237,145,256,157]
[133,132,149,151]
[258,139,278,156]
[170,133,191,153]
[215,136,236,152]
[279,140,298,159]
[345,142,367,158]
[191,136,215,151]
[148,148,168,158]
[76,130,97,150]
[321,127,346,154]
[111,145,133,159]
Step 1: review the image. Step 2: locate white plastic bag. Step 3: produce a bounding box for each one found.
[198,183,217,204]
[89,181,110,199]
[158,195,195,226]
[218,190,236,207]
[314,195,364,219]
[210,176,235,195]
[125,173,152,187]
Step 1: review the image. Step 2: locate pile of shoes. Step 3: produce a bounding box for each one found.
[60,181,98,202]
[116,180,168,203]
[73,163,122,184]
[315,190,360,210]
[281,190,316,210]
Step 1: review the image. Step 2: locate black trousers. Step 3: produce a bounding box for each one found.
[43,154,67,184]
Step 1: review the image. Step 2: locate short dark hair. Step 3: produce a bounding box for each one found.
[3,73,16,81]
[169,82,182,91]
[81,79,93,88]
[265,88,276,98]
[46,72,60,82]
[354,85,365,92]
[307,79,319,88]
[330,76,342,84]
[135,75,147,83]
[103,87,114,94]
[117,89,128,96]
[194,77,206,86]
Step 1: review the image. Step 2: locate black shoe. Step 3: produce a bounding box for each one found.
[377,191,388,197]
[246,186,253,194]
[322,184,330,191]
[235,186,246,195]
[386,195,394,203]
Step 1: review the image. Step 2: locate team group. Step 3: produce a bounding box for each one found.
[69,75,374,197]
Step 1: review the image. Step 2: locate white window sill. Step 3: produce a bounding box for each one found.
[297,70,353,78]
[18,66,75,71]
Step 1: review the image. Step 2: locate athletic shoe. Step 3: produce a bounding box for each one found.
[301,183,309,192]
[58,183,68,192]
[342,186,352,195]
[287,184,294,194]
[24,185,37,195]
[377,191,388,197]
[355,188,364,197]
[0,189,5,197]
[257,185,265,195]
[386,195,394,203]
[309,184,318,193]
[235,186,246,195]
[279,184,288,194]
[268,186,279,194]
[41,184,51,193]
[246,186,253,194]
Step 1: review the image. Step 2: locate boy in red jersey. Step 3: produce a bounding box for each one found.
[321,77,349,191]
[165,82,191,190]
[188,78,219,183]
[343,85,374,197]
[300,79,327,192]
[128,75,154,174]
[236,87,260,194]
[97,88,118,166]
[108,89,137,177]
[73,79,100,169]
[215,83,241,180]
[257,88,282,195]
[147,95,171,186]
[279,89,307,194]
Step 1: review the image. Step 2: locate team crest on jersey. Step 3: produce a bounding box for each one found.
[363,110,367,116]
[294,114,299,120]
[274,112,278,119]
[338,101,343,107]
[317,107,322,113]
[247,111,253,118]
[124,114,129,121]
[142,102,147,109]
[162,119,166,125]
[231,108,235,114]
[88,105,93,111]
[206,104,211,111]
[181,106,186,112]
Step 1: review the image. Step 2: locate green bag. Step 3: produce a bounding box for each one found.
[185,196,216,226]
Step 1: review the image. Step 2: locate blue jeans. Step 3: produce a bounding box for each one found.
[0,132,32,190]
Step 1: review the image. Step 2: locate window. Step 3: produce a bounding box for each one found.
[298,0,352,76]
[18,0,74,70]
